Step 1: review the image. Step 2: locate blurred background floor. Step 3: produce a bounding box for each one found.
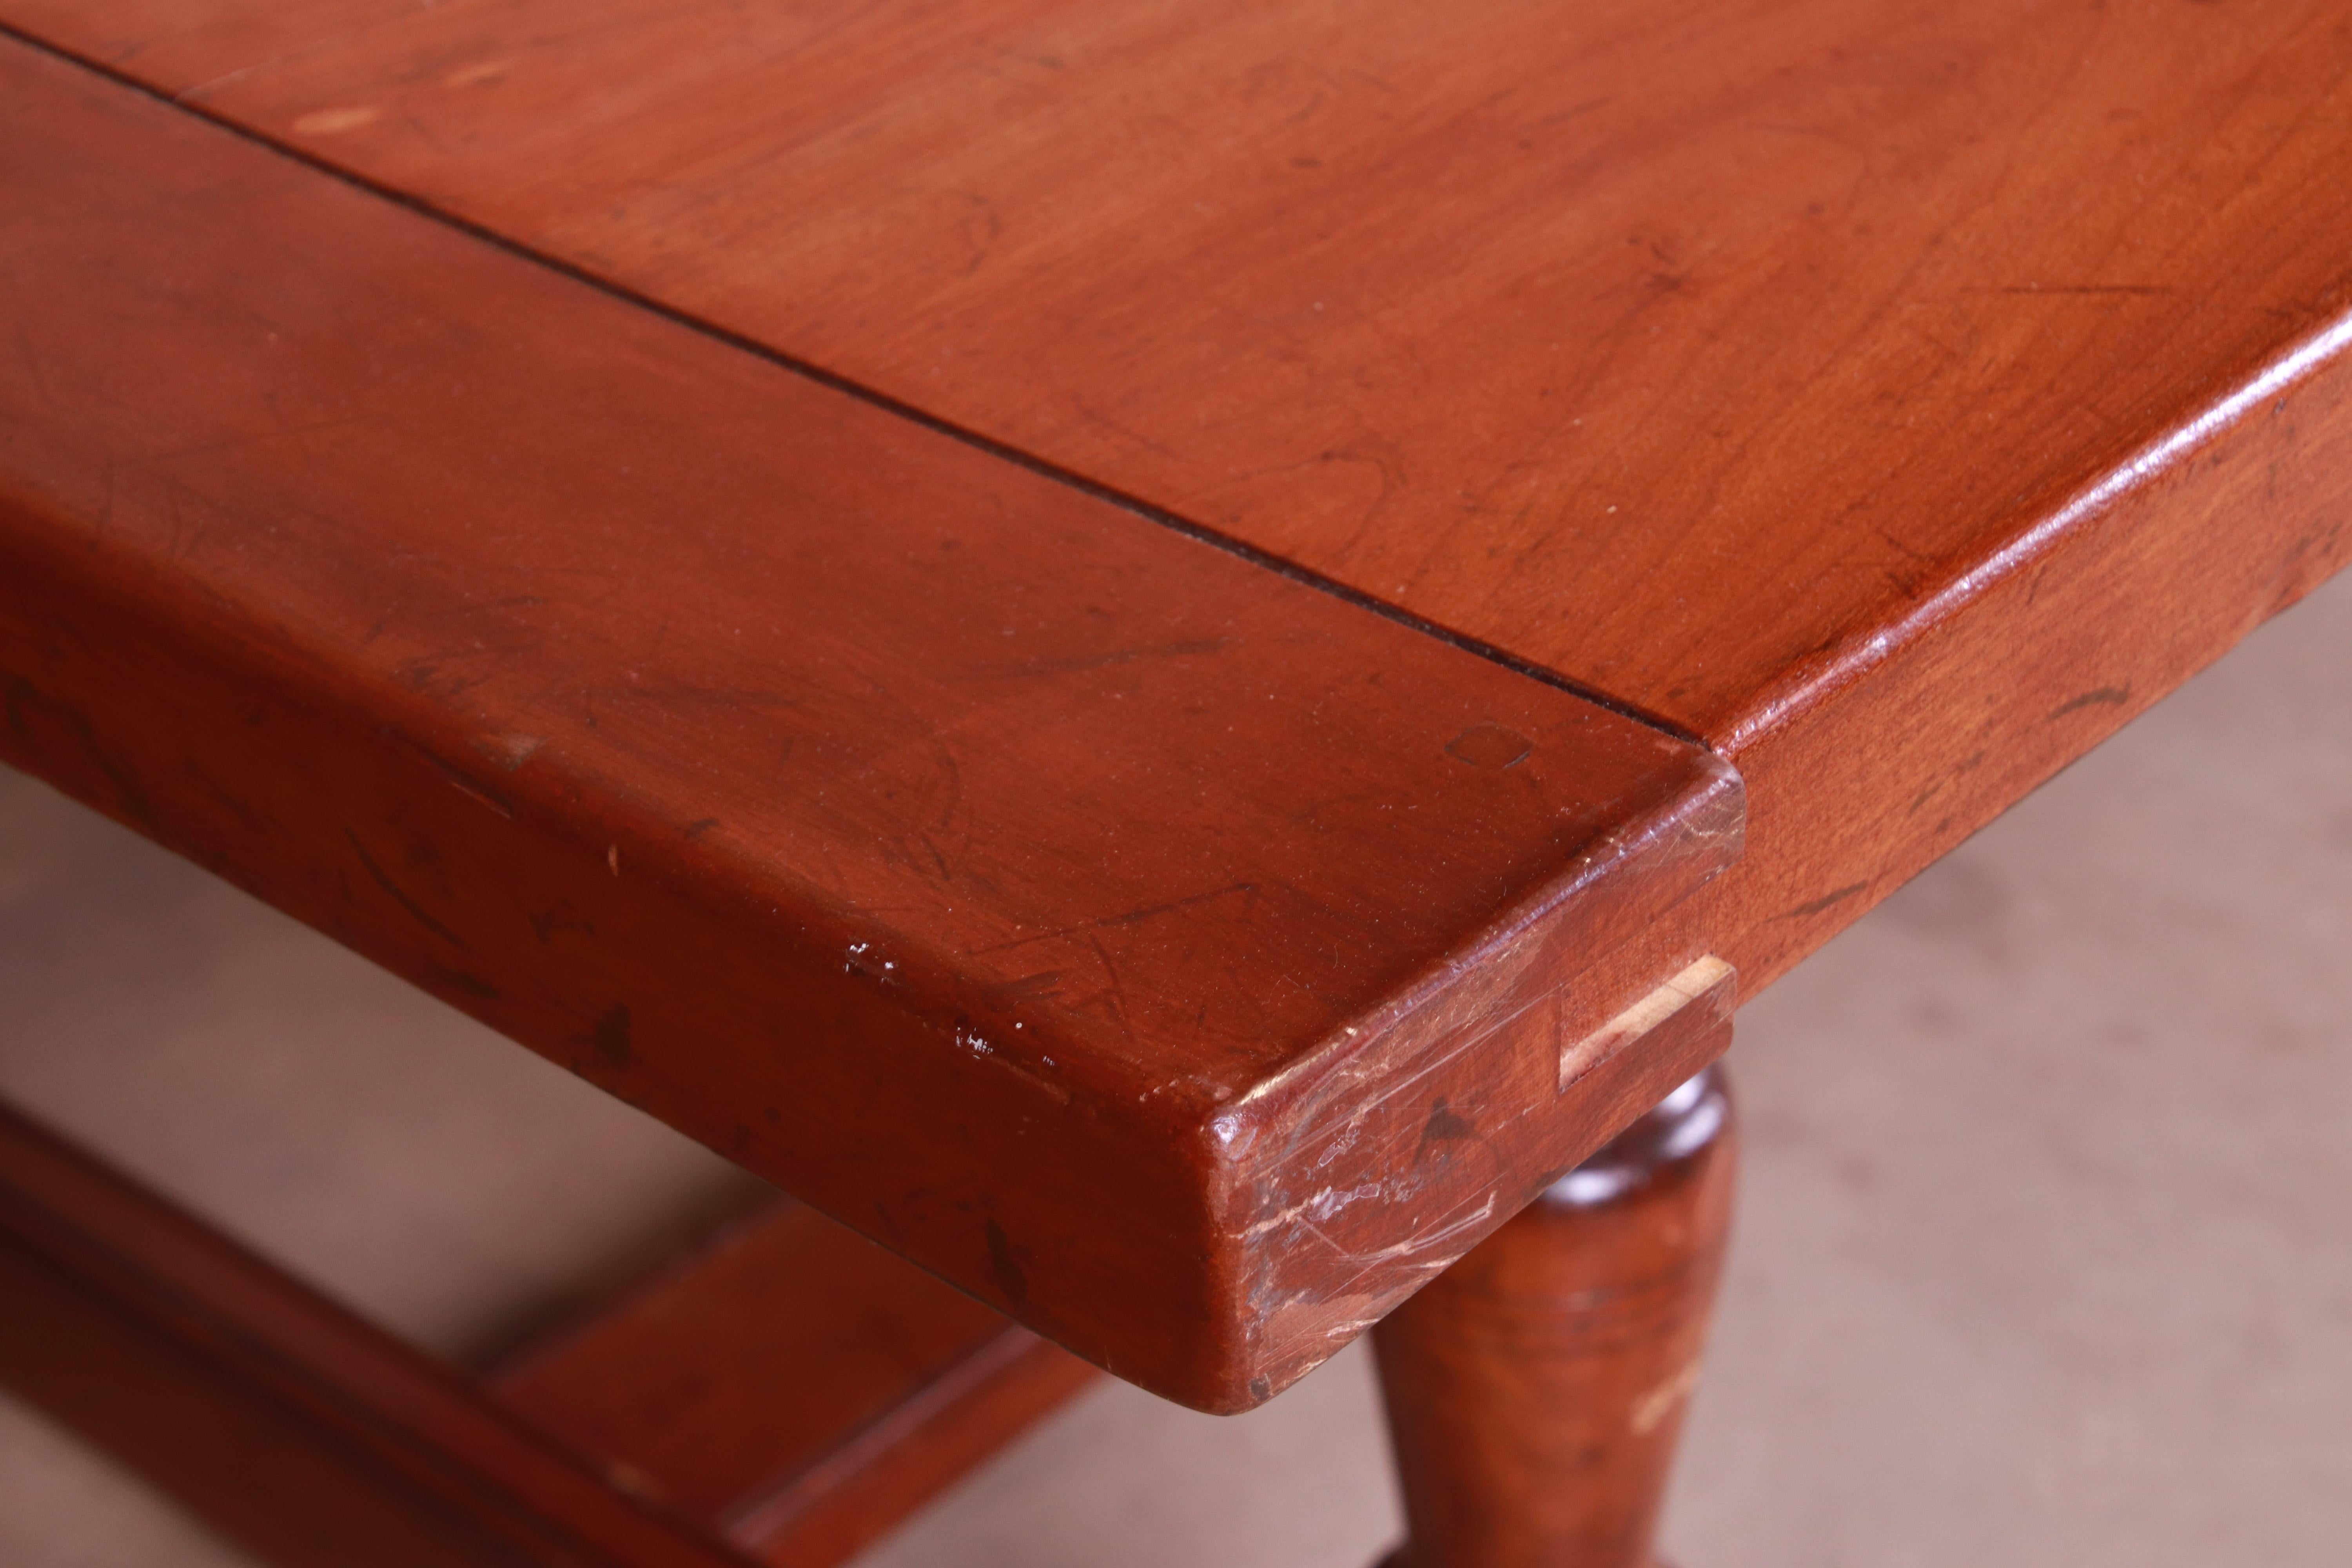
[4,569,2349,1568]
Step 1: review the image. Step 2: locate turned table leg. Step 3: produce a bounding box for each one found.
[1372,1066,1736,1568]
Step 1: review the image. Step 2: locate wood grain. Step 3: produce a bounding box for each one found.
[8,0,2343,726]
[1372,1066,1736,1568]
[0,41,1739,1410]
[495,1200,1097,1568]
[15,0,2350,995]
[11,0,2350,1427]
[12,3,2344,1549]
[0,1098,759,1568]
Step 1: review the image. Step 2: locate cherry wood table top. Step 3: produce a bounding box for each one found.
[4,1,2348,1410]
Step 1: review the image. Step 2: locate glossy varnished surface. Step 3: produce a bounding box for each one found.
[13,0,2352,994]
[14,0,2350,733]
[0,42,1738,1408]
[1374,1068,1736,1568]
[11,0,2352,1429]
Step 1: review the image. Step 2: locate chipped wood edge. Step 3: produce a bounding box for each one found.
[1559,955,1736,1094]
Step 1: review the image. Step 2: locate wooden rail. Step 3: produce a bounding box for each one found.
[0,1100,1093,1568]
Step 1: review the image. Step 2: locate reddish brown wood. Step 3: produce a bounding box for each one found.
[8,1,2347,1557]
[1372,1065,1736,1568]
[0,40,1738,1410]
[1,1074,1094,1568]
[26,0,2350,743]
[8,1,2343,1558]
[17,0,2352,1025]
[494,1199,1098,1568]
[722,1329,1091,1568]
[0,1096,759,1568]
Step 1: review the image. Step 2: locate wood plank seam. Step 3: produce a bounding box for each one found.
[1,38,1746,1408]
[0,18,1704,747]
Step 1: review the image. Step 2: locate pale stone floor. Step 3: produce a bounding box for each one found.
[3,570,2348,1568]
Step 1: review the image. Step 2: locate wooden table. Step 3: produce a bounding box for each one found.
[3,3,2347,1563]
